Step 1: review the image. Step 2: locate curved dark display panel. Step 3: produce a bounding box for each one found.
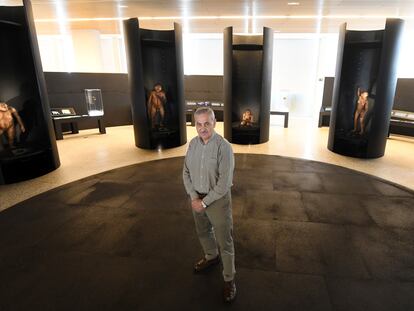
[0,0,60,184]
[223,27,273,144]
[328,19,404,158]
[123,18,186,149]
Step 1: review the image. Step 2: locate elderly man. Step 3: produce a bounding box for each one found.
[183,107,236,303]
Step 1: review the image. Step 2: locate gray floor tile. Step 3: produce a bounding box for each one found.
[348,225,414,281]
[370,178,414,197]
[35,205,140,255]
[229,186,246,219]
[302,192,374,225]
[35,177,100,204]
[234,219,276,271]
[123,181,188,212]
[275,221,370,278]
[327,278,414,311]
[244,190,308,221]
[273,171,324,192]
[233,169,274,192]
[236,153,294,171]
[0,201,85,249]
[233,268,333,311]
[293,159,351,175]
[362,196,414,229]
[75,180,138,207]
[319,173,379,195]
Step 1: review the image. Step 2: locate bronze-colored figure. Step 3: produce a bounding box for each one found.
[353,88,369,135]
[147,83,166,128]
[240,109,253,126]
[0,102,25,148]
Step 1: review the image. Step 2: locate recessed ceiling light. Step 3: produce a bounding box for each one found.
[118,5,128,8]
[287,2,300,5]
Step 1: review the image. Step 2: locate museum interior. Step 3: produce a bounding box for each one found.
[0,0,414,309]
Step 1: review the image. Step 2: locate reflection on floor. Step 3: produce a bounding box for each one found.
[0,155,413,310]
[0,118,413,211]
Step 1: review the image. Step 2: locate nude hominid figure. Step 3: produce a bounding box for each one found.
[147,83,166,128]
[353,88,369,135]
[0,102,25,147]
[240,109,253,126]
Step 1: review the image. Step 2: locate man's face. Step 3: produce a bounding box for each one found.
[0,103,7,112]
[195,112,216,141]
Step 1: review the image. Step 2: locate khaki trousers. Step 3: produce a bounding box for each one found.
[192,192,236,282]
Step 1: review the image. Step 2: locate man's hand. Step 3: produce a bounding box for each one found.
[191,198,205,213]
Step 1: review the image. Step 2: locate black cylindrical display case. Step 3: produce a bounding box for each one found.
[123,18,186,149]
[328,19,404,158]
[0,0,60,184]
[224,27,273,144]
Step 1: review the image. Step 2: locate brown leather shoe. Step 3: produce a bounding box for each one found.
[193,256,220,273]
[223,279,237,303]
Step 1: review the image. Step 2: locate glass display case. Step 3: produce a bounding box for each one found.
[84,89,104,116]
[223,26,273,144]
[328,19,404,158]
[123,18,186,149]
[0,0,60,184]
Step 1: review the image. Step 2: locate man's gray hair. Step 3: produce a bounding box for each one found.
[194,107,215,120]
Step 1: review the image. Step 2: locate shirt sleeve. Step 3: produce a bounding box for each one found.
[183,141,199,200]
[202,141,234,206]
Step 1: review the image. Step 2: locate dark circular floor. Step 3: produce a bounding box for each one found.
[1,154,414,310]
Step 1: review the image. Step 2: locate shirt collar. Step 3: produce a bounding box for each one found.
[198,131,217,145]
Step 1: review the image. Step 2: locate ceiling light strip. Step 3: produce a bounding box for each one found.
[34,15,413,23]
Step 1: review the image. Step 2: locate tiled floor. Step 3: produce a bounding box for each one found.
[0,117,413,211]
[0,154,413,310]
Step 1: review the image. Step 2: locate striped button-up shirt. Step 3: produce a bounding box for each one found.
[183,132,234,206]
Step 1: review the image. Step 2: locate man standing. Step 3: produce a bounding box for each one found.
[183,107,236,303]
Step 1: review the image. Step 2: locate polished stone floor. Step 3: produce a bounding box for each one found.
[1,154,414,310]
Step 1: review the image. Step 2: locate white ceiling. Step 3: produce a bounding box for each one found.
[5,0,414,34]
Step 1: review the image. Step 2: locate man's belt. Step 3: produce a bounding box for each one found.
[196,192,207,199]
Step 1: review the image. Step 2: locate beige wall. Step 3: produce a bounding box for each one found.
[38,31,126,73]
[71,30,103,72]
